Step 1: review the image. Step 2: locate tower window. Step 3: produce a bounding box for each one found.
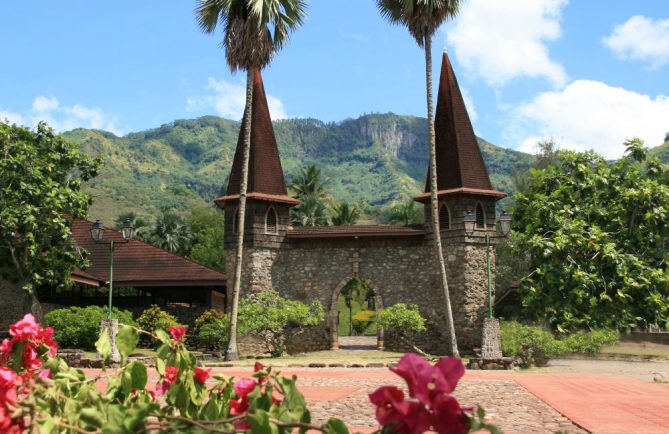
[439,204,450,230]
[475,203,485,229]
[265,207,278,234]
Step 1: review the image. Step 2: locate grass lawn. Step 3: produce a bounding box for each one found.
[204,348,407,368]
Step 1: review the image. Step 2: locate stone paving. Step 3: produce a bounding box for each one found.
[297,372,584,433]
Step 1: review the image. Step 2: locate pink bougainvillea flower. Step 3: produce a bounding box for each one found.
[169,326,187,343]
[234,377,256,398]
[164,366,179,383]
[38,369,51,380]
[0,339,12,358]
[391,354,464,406]
[229,398,249,415]
[430,394,468,434]
[369,386,431,434]
[434,357,465,394]
[153,380,170,398]
[9,314,41,341]
[254,361,265,372]
[193,367,211,385]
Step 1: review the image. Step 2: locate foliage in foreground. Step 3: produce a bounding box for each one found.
[0,121,101,319]
[238,290,324,357]
[45,306,134,351]
[0,314,496,433]
[512,139,669,331]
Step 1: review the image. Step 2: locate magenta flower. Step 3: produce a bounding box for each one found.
[169,326,187,343]
[234,377,256,398]
[194,367,211,385]
[369,386,431,434]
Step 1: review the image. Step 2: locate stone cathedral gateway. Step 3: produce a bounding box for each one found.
[215,52,506,354]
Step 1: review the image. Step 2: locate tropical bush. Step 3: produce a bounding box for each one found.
[500,321,567,368]
[352,310,376,335]
[136,305,182,347]
[0,314,496,434]
[238,290,324,357]
[194,309,229,351]
[378,303,426,349]
[562,329,619,354]
[45,306,134,351]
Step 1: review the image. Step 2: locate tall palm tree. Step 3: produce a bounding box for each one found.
[376,0,462,357]
[388,198,421,226]
[196,0,307,361]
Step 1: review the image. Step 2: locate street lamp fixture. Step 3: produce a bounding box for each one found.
[463,210,476,236]
[90,219,134,319]
[497,210,512,237]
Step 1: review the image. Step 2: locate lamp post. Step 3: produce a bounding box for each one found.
[90,219,134,362]
[464,209,512,361]
[463,210,512,319]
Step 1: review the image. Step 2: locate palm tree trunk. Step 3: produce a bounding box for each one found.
[226,67,255,361]
[425,37,459,358]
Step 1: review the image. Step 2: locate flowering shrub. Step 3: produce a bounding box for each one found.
[0,314,496,433]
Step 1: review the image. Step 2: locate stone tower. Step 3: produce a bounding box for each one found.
[414,51,506,349]
[214,69,298,295]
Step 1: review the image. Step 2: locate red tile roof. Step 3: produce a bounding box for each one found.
[287,225,425,239]
[423,52,504,199]
[219,68,297,206]
[72,220,226,287]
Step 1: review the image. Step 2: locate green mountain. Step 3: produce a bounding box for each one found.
[649,133,669,163]
[63,114,533,224]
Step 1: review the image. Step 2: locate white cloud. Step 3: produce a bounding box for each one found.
[446,0,568,87]
[603,15,669,69]
[187,77,288,120]
[0,110,24,125]
[1,96,121,135]
[508,80,669,159]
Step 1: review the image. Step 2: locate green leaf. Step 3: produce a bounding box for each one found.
[323,418,349,434]
[248,409,279,434]
[155,357,165,376]
[80,408,105,428]
[116,325,139,360]
[95,329,112,364]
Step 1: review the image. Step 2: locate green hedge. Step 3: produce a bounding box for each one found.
[45,306,134,351]
[136,305,182,347]
[194,309,229,351]
[500,321,620,368]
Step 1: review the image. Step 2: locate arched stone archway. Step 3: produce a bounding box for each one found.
[328,276,385,351]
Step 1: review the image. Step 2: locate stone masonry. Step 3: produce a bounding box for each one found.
[225,195,499,355]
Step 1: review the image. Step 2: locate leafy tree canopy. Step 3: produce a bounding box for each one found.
[187,206,226,272]
[0,121,101,318]
[512,139,669,331]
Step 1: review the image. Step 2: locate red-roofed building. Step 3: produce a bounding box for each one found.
[36,220,227,320]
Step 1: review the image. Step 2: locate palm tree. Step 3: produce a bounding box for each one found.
[150,210,192,255]
[196,0,307,361]
[289,164,329,200]
[291,196,329,227]
[376,0,462,357]
[388,199,421,226]
[331,201,360,226]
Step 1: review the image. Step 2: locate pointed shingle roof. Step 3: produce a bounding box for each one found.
[415,52,505,202]
[215,69,299,206]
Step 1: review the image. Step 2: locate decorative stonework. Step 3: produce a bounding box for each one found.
[481,318,503,358]
[99,318,121,363]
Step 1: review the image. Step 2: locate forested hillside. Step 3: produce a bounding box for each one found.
[63,114,533,223]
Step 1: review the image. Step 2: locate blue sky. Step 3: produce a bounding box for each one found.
[1,0,668,158]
